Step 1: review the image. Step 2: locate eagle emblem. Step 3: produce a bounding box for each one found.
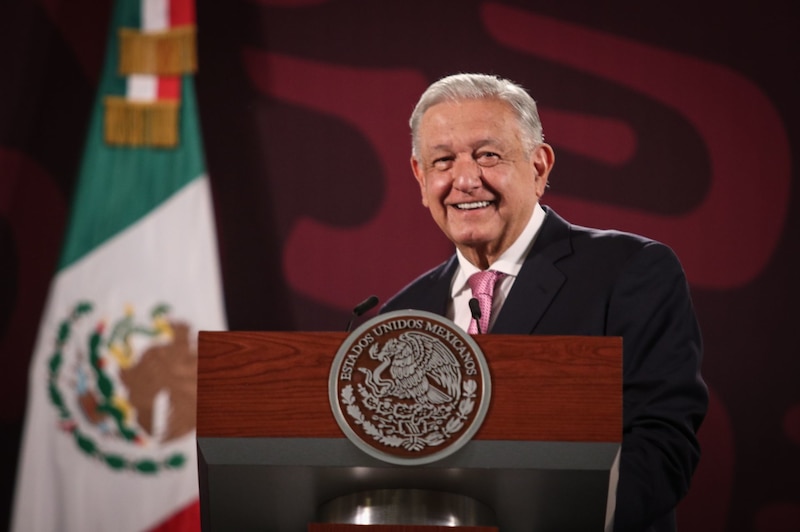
[329,310,491,465]
[47,301,196,473]
[361,331,461,405]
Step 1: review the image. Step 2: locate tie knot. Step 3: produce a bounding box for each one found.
[467,270,505,334]
[468,269,505,297]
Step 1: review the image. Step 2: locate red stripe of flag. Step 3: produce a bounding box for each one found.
[157,76,181,101]
[170,0,194,26]
[147,499,201,532]
[157,0,194,101]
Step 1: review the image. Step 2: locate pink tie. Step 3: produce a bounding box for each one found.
[467,270,505,334]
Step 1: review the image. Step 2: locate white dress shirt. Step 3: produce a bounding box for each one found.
[448,202,547,332]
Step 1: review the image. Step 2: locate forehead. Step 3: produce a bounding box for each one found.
[418,98,522,150]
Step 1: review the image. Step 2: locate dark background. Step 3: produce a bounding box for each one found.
[2,0,799,530]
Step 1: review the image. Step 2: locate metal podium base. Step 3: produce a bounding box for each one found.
[316,489,497,527]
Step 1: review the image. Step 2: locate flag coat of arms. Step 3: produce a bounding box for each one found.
[12,0,226,530]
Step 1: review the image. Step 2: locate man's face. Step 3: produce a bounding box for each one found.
[411,98,554,267]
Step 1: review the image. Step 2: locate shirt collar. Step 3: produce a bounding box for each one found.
[451,202,547,297]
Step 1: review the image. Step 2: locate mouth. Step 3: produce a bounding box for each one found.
[453,200,493,211]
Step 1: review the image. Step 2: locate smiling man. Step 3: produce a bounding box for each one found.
[381,73,708,532]
[411,96,553,270]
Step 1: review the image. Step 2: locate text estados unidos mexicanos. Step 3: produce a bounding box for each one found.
[338,319,477,380]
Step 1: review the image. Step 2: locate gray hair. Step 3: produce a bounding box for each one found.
[409,73,544,157]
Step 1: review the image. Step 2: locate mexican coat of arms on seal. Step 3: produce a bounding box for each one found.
[329,310,492,465]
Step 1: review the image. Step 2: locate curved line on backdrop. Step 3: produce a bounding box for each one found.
[244,7,791,310]
[482,2,791,290]
[244,51,448,310]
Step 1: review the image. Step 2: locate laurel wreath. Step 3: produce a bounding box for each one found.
[47,301,187,474]
[341,379,478,453]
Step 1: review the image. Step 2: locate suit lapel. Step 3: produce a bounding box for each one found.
[417,255,459,315]
[492,207,572,334]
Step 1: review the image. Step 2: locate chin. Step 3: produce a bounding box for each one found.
[441,223,500,248]
[453,235,495,249]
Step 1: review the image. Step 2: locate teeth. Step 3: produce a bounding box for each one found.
[456,201,491,210]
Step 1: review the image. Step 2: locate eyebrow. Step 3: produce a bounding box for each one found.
[428,139,501,153]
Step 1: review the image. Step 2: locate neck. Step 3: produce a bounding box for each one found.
[458,246,501,270]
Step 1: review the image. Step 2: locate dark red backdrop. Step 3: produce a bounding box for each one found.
[2,0,799,530]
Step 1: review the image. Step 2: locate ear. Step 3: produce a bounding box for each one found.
[411,156,429,207]
[531,143,555,198]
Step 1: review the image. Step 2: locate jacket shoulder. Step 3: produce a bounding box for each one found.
[381,257,455,314]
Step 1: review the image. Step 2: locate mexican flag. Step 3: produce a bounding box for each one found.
[11,0,226,531]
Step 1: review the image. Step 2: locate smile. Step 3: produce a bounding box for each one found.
[454,201,492,210]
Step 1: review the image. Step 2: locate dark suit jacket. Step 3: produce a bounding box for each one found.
[381,206,708,532]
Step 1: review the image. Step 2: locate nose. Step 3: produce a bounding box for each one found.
[452,156,482,192]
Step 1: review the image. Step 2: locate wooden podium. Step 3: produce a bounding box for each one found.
[197,331,622,531]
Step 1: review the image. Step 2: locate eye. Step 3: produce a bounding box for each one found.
[432,156,454,170]
[476,151,500,167]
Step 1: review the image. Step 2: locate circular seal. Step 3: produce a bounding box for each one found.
[329,310,491,465]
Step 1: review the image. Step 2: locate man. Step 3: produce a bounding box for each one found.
[381,73,708,532]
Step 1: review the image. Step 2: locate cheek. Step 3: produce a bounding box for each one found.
[418,179,433,208]
[424,174,451,204]
[501,169,539,198]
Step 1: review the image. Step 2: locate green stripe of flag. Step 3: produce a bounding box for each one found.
[59,0,205,269]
